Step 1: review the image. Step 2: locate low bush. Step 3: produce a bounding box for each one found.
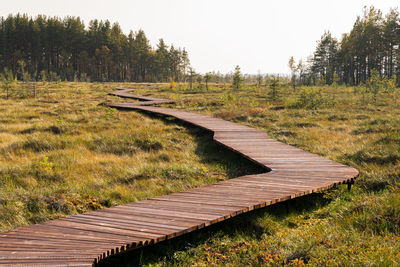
[289,88,336,109]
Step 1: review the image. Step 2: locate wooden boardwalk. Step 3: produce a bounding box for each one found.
[0,87,358,266]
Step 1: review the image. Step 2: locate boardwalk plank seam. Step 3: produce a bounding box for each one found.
[0,87,358,266]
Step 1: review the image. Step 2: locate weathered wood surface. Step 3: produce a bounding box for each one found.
[0,87,358,266]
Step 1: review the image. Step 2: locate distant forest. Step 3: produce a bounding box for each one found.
[0,14,190,82]
[295,7,400,86]
[1,7,399,86]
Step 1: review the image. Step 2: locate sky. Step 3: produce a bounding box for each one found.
[1,0,399,74]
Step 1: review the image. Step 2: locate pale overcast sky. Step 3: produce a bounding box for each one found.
[2,0,399,74]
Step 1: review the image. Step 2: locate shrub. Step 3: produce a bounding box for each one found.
[290,88,336,109]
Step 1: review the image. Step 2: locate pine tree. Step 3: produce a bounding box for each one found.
[268,76,280,100]
[156,39,170,81]
[232,65,243,90]
[204,72,212,91]
[311,31,338,85]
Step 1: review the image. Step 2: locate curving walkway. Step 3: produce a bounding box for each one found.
[0,87,358,266]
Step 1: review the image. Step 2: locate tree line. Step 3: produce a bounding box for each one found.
[290,6,400,86]
[0,14,190,82]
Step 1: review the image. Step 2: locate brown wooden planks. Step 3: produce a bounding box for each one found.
[0,87,359,266]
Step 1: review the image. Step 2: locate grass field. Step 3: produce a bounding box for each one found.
[1,81,400,266]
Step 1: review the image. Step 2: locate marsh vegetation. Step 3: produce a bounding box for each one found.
[1,79,398,265]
